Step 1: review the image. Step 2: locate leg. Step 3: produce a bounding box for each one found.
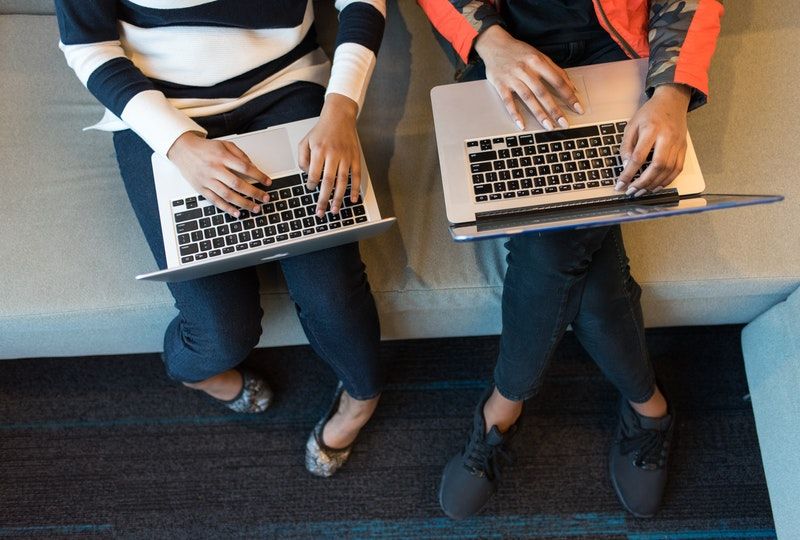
[112,129,264,396]
[487,227,612,427]
[280,242,383,448]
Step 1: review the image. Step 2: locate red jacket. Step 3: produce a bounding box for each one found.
[418,0,724,108]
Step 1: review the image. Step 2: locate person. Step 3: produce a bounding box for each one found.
[54,0,387,477]
[418,0,723,519]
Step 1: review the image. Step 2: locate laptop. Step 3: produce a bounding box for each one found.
[136,117,395,282]
[430,58,782,241]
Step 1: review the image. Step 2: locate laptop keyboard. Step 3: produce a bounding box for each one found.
[170,173,367,264]
[466,120,653,204]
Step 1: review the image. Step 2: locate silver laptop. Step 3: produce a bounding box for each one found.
[137,117,395,282]
[431,58,782,241]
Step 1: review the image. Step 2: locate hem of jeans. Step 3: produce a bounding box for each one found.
[343,388,382,401]
[494,375,539,402]
[626,382,656,405]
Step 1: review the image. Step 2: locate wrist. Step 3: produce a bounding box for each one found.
[653,83,692,107]
[322,93,359,122]
[167,130,205,160]
[474,24,511,59]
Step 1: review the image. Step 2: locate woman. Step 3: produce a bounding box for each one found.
[55,0,387,477]
[419,0,723,519]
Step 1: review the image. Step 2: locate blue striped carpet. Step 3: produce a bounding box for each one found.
[0,326,775,539]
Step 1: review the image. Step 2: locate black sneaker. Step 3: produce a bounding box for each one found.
[438,386,518,520]
[609,396,674,518]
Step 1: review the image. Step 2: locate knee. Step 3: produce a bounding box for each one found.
[506,230,604,276]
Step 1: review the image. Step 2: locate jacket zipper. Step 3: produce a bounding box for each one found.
[592,0,640,58]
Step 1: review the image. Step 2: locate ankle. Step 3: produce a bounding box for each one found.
[183,369,243,401]
[483,388,522,434]
[629,387,668,418]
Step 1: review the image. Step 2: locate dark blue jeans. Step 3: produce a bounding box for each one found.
[112,82,383,399]
[465,37,656,404]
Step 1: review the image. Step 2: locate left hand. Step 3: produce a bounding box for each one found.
[615,84,692,197]
[298,93,361,217]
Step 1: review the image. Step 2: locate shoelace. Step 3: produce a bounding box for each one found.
[620,428,668,469]
[463,430,512,481]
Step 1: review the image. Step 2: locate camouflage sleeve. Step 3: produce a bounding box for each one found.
[452,0,505,40]
[418,0,505,65]
[646,0,724,111]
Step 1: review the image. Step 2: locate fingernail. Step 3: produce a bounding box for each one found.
[615,181,626,191]
[622,159,629,168]
[233,211,240,218]
[557,117,569,129]
[262,195,270,203]
[542,119,554,131]
[634,189,648,198]
[252,205,261,213]
[626,186,638,196]
[573,102,584,115]
[653,186,664,193]
[515,119,525,130]
[332,206,339,214]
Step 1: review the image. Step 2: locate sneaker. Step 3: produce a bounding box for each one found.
[438,386,518,520]
[609,396,674,518]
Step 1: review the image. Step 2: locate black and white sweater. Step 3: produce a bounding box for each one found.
[55,0,386,156]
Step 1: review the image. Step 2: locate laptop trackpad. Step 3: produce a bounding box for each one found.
[230,127,296,176]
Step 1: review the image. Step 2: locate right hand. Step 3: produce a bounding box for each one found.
[474,25,584,130]
[167,131,272,218]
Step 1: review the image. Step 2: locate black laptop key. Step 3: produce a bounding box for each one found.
[588,170,601,180]
[600,123,616,135]
[538,165,551,175]
[547,176,560,186]
[601,179,615,186]
[521,178,533,189]
[177,234,190,245]
[277,223,290,234]
[329,222,342,230]
[212,214,224,226]
[240,219,253,230]
[517,190,529,197]
[545,186,557,193]
[212,237,225,248]
[209,249,221,258]
[252,228,264,240]
[356,216,368,223]
[573,183,586,190]
[288,231,301,238]
[505,136,518,147]
[175,209,202,223]
[288,198,301,209]
[534,177,546,187]
[561,173,573,183]
[280,210,294,222]
[552,164,564,174]
[475,195,488,202]
[184,197,198,209]
[506,158,519,168]
[498,170,510,180]
[615,121,627,132]
[472,174,484,184]
[590,137,602,147]
[173,199,184,207]
[180,243,199,256]
[489,193,502,200]
[467,140,479,147]
[303,217,316,228]
[203,228,216,239]
[492,137,504,144]
[493,160,506,171]
[316,225,329,232]
[203,205,216,216]
[503,192,516,199]
[559,184,572,191]
[341,208,353,219]
[301,195,314,206]
[480,139,492,150]
[229,222,242,233]
[181,255,194,263]
[353,205,366,216]
[237,231,250,243]
[536,125,599,143]
[493,181,506,193]
[524,145,536,155]
[222,246,235,254]
[293,208,306,219]
[275,201,288,212]
[343,218,355,226]
[471,162,492,173]
[577,138,589,148]
[511,147,523,157]
[235,243,247,251]
[225,234,237,246]
[587,181,600,188]
[199,240,212,251]
[194,252,207,261]
[586,148,598,158]
[507,180,520,191]
[532,188,544,195]
[469,150,497,163]
[190,231,203,242]
[290,220,302,231]
[519,134,534,145]
[249,240,262,248]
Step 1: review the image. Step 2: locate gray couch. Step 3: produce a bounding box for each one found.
[1,1,797,355]
[2,0,799,534]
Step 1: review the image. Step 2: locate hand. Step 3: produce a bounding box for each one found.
[167,132,271,217]
[615,84,692,197]
[298,93,361,217]
[474,25,584,130]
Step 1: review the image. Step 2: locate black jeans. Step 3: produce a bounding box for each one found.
[112,82,384,399]
[465,36,656,403]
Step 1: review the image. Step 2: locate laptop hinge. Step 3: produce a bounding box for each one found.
[475,188,681,221]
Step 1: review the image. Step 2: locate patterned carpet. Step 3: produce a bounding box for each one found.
[0,326,775,539]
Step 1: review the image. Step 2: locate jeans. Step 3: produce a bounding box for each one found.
[465,36,656,404]
[112,82,384,400]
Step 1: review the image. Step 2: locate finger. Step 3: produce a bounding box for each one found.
[517,70,567,128]
[201,187,240,218]
[222,161,271,202]
[298,137,311,173]
[619,122,638,166]
[535,59,583,114]
[306,147,324,191]
[315,157,337,217]
[629,139,672,195]
[350,156,362,204]
[223,154,271,184]
[214,167,262,212]
[508,81,551,130]
[658,144,688,191]
[616,130,656,189]
[496,84,525,130]
[330,159,350,214]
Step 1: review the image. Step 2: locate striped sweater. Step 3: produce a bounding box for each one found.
[55,0,386,156]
